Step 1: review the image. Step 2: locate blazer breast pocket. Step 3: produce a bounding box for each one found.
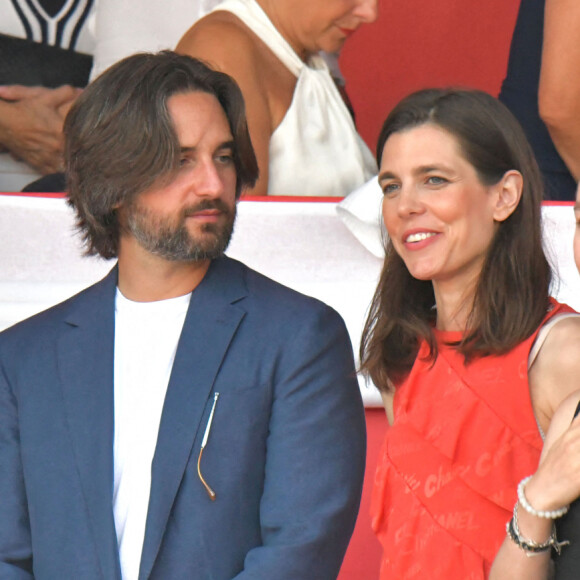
[189,385,271,502]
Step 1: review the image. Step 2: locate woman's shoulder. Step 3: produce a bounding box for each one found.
[176,11,263,70]
[530,313,580,429]
[538,314,580,370]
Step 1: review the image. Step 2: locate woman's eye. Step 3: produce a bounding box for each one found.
[426,176,447,186]
[382,183,399,196]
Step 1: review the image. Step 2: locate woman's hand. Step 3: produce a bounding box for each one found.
[490,392,580,580]
[526,402,580,513]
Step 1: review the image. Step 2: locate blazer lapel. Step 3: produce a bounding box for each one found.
[139,257,248,580]
[57,268,122,580]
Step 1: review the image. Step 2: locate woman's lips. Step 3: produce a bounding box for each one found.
[402,230,440,250]
[338,27,356,38]
[405,232,437,243]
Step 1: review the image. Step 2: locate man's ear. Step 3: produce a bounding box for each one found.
[492,170,523,222]
[113,202,127,229]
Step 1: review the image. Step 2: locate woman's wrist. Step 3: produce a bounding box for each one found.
[507,501,570,556]
[518,475,570,518]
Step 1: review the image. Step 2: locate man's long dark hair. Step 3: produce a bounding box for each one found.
[360,88,552,390]
[65,51,259,259]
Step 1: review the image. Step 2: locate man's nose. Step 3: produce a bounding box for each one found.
[194,159,226,198]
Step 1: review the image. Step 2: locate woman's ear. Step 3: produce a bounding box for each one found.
[492,170,523,222]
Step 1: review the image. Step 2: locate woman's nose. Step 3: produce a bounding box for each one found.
[396,185,423,217]
[355,0,379,24]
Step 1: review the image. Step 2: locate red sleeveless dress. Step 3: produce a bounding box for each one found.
[371,300,574,579]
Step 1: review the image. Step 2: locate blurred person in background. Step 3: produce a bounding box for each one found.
[177,0,378,196]
[499,0,580,201]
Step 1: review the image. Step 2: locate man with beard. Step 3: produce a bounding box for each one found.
[0,52,366,580]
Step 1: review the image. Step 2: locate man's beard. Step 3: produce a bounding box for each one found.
[126,199,236,262]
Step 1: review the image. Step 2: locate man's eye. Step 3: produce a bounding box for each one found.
[216,154,234,165]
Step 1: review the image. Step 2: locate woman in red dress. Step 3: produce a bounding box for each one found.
[360,88,580,579]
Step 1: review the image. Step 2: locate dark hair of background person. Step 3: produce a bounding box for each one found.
[360,88,552,391]
[64,50,259,259]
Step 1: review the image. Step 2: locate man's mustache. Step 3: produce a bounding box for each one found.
[182,199,234,217]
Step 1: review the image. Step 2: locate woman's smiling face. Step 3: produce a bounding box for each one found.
[379,123,503,291]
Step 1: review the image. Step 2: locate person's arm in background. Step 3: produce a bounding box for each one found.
[0,85,79,175]
[539,0,580,181]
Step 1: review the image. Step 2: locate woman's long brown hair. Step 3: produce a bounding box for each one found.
[360,89,552,391]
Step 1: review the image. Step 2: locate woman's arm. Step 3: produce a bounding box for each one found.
[177,14,286,195]
[529,316,580,434]
[491,317,580,579]
[490,392,580,580]
[539,0,580,181]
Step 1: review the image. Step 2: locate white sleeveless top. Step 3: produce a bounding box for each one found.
[213,0,377,197]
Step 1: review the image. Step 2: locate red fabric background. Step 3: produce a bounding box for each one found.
[340,0,521,154]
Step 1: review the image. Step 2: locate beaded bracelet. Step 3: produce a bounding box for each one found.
[507,502,569,556]
[517,475,569,519]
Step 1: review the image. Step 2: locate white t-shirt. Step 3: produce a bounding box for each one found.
[113,288,191,580]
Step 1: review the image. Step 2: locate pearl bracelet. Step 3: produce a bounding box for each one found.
[517,475,569,519]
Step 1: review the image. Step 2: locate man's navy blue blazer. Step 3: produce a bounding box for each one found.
[0,255,366,579]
